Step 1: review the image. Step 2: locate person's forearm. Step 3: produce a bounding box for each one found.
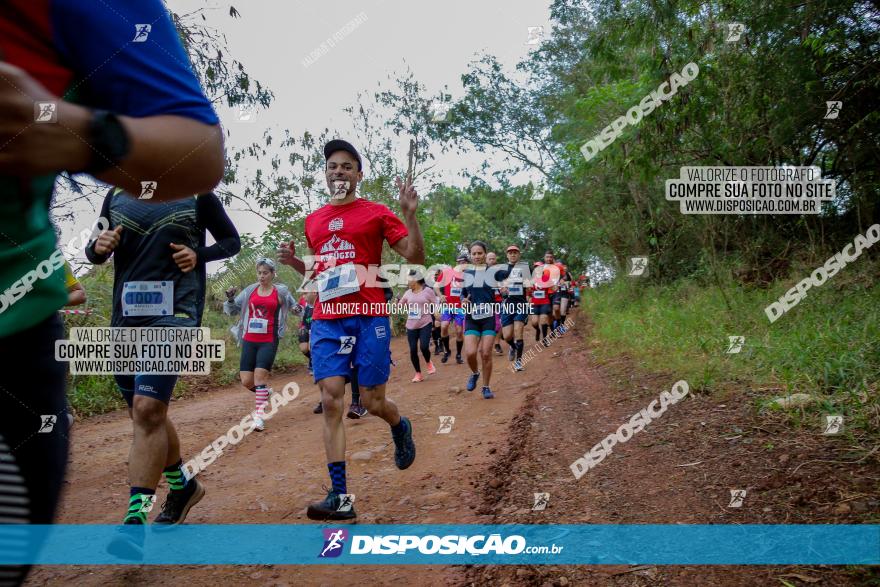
[287,256,307,275]
[401,213,425,264]
[66,289,87,306]
[96,115,224,200]
[84,240,110,265]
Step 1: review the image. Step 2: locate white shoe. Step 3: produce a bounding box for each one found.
[253,416,265,432]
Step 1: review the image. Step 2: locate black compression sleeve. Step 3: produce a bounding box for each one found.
[196,193,241,263]
[85,188,114,264]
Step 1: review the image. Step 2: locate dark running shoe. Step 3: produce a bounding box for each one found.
[434,342,442,356]
[306,489,357,521]
[313,401,323,414]
[466,371,480,392]
[482,386,495,399]
[441,351,450,364]
[508,347,515,361]
[154,478,205,525]
[455,354,464,364]
[346,402,367,419]
[494,344,503,355]
[107,520,145,561]
[392,416,416,470]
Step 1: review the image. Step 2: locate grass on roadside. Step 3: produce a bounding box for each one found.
[582,259,879,434]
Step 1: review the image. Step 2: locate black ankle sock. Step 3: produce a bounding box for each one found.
[541,324,549,339]
[515,339,524,359]
[442,336,450,353]
[456,339,463,356]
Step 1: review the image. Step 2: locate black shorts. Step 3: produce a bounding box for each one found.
[114,374,179,406]
[552,291,569,305]
[298,328,310,344]
[464,315,496,336]
[532,304,553,316]
[240,339,279,371]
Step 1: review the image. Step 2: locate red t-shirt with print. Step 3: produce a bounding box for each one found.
[305,198,408,319]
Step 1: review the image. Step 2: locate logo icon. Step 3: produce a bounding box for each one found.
[337,336,356,355]
[38,415,57,433]
[726,23,744,42]
[726,336,745,354]
[35,102,57,123]
[329,218,343,231]
[728,489,747,508]
[336,493,355,512]
[138,494,157,513]
[331,180,350,200]
[236,104,255,122]
[437,416,455,434]
[133,24,152,42]
[429,103,450,123]
[627,257,648,277]
[139,181,157,200]
[374,325,387,339]
[532,492,550,511]
[822,414,843,435]
[319,234,355,256]
[319,528,348,558]
[824,101,842,120]
[526,26,544,46]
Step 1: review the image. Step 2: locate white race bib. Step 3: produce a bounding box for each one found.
[508,284,524,296]
[450,287,462,298]
[472,303,493,320]
[407,306,421,320]
[248,317,268,334]
[533,289,546,299]
[122,281,173,317]
[317,264,360,303]
[560,284,568,292]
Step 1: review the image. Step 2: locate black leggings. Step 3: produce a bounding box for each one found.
[0,315,69,586]
[407,324,432,372]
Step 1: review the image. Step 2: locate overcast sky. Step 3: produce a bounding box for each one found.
[61,0,553,273]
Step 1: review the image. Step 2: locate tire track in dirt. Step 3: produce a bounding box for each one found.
[26,319,563,586]
[24,311,878,586]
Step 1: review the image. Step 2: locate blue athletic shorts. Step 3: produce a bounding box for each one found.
[115,374,179,407]
[441,308,465,325]
[310,316,392,387]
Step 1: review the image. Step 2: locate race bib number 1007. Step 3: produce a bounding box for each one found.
[122,281,174,317]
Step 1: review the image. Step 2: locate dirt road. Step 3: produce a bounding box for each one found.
[26,312,877,586]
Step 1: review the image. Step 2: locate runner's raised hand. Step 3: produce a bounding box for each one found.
[395,176,419,217]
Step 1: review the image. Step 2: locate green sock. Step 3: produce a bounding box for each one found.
[163,460,189,492]
[124,489,155,524]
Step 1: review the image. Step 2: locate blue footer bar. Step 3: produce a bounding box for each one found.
[0,524,876,565]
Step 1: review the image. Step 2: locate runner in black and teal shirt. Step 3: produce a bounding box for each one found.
[86,187,239,542]
[460,240,500,399]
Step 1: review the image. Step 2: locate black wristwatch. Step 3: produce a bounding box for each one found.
[84,110,130,174]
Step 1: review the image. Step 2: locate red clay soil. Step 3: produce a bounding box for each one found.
[26,311,879,586]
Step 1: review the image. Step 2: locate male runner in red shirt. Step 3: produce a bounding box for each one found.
[278,140,424,520]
